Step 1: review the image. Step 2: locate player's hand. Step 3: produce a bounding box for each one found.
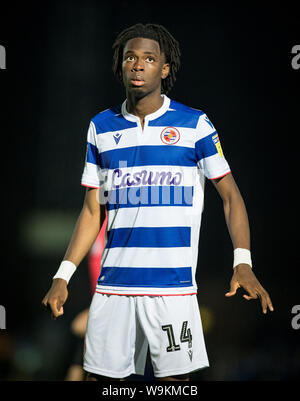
[42,278,69,319]
[225,264,274,314]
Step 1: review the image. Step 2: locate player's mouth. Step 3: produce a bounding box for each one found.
[130,77,145,86]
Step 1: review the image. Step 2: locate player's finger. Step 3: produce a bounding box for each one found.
[42,297,54,315]
[259,290,274,314]
[225,281,240,297]
[54,299,64,317]
[243,294,257,301]
[42,296,49,307]
[261,289,274,312]
[57,305,64,316]
[47,298,60,317]
[243,286,258,299]
[51,306,64,320]
[259,293,269,314]
[267,295,274,312]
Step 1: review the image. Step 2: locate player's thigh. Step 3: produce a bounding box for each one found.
[84,293,137,377]
[137,295,208,377]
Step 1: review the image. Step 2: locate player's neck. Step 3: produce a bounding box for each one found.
[126,90,163,128]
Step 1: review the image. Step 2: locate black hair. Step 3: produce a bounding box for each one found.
[112,23,181,94]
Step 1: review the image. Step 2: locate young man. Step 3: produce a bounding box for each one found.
[42,23,274,381]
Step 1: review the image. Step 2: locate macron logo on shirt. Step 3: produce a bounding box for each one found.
[204,115,214,130]
[113,133,122,145]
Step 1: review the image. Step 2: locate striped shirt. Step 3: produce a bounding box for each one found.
[81,95,231,295]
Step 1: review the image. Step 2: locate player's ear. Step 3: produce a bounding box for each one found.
[161,63,170,79]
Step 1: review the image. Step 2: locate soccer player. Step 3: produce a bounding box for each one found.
[42,23,274,381]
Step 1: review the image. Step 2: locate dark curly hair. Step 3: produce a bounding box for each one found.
[112,23,181,94]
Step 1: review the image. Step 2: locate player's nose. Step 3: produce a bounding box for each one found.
[131,58,144,71]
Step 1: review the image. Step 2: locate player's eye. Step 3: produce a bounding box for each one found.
[146,56,154,62]
[126,55,135,62]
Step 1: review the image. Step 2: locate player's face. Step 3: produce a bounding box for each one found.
[122,37,169,97]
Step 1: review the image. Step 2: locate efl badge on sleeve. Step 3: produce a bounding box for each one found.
[212,133,224,157]
[161,127,180,145]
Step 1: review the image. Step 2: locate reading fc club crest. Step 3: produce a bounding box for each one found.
[160,127,180,145]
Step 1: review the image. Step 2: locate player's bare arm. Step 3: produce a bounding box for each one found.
[212,173,274,314]
[42,187,102,319]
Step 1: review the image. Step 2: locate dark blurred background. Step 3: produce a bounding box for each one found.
[0,0,299,381]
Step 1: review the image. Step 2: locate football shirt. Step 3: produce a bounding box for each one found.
[81,95,231,295]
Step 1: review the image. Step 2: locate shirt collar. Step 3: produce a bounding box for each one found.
[121,94,171,123]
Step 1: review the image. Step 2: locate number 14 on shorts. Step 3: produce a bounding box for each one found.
[162,321,192,352]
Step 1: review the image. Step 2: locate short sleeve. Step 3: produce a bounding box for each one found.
[81,121,103,188]
[195,113,231,180]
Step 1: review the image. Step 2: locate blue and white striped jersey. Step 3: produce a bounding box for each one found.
[81,95,231,295]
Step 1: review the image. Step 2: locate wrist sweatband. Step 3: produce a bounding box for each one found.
[233,248,252,268]
[53,260,76,284]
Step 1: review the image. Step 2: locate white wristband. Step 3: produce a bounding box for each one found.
[53,260,76,284]
[233,248,252,268]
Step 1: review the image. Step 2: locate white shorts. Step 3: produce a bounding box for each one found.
[83,293,209,378]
